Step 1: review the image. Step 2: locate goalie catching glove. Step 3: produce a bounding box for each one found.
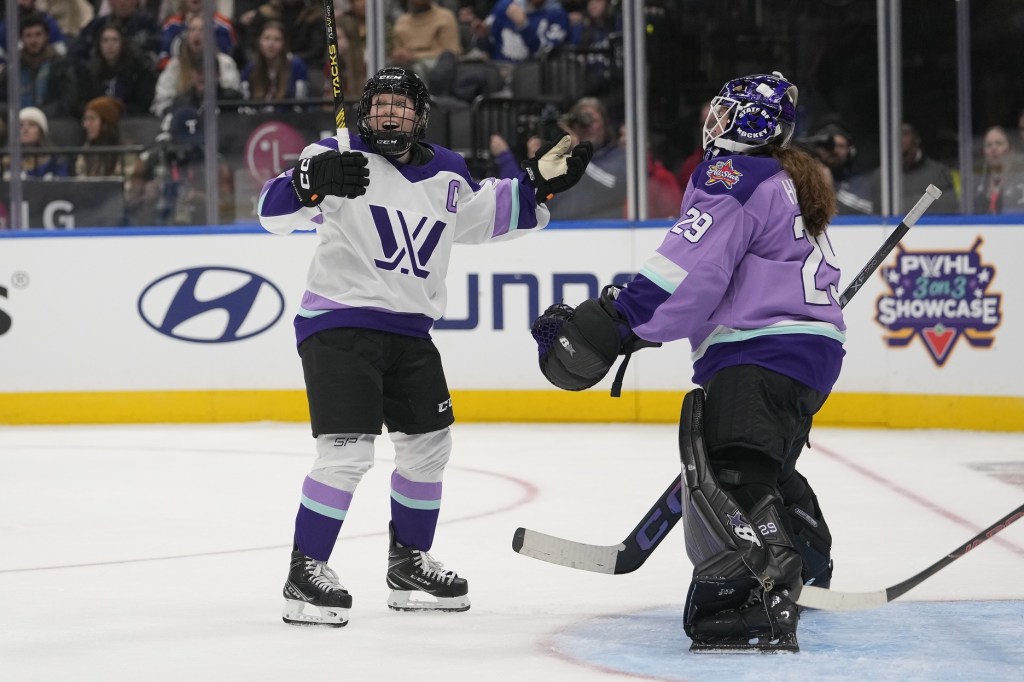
[521,135,593,203]
[531,285,660,395]
[292,150,370,207]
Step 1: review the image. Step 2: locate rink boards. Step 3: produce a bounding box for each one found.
[0,220,1020,430]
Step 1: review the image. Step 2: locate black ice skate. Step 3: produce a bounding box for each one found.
[282,550,352,627]
[386,524,470,612]
[689,588,800,653]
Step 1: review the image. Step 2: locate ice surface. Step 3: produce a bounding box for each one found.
[1,422,1021,681]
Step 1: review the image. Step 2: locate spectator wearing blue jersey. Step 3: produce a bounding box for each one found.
[486,0,569,68]
[240,20,308,109]
[566,0,620,93]
[126,105,234,225]
[156,0,237,72]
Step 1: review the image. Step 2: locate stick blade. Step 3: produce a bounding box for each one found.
[512,527,622,574]
[796,585,889,611]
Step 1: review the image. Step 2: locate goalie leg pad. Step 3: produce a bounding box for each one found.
[780,470,833,587]
[678,389,804,649]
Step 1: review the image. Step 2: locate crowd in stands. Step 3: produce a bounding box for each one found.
[0,0,1019,227]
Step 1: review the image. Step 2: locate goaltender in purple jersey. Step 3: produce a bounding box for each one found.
[530,71,842,653]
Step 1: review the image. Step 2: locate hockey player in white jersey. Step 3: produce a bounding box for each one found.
[258,66,592,627]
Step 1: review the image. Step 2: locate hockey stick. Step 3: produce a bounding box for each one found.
[797,502,1024,610]
[838,184,942,306]
[512,475,682,574]
[321,0,349,144]
[512,185,943,575]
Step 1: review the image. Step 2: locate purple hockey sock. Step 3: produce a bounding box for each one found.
[389,470,441,550]
[293,475,353,561]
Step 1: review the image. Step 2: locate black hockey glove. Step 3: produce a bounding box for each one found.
[291,150,370,207]
[531,285,660,394]
[521,135,593,203]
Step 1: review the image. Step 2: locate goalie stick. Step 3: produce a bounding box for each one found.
[512,185,942,577]
[512,475,683,574]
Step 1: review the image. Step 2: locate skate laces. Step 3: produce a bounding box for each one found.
[307,559,345,593]
[413,550,456,585]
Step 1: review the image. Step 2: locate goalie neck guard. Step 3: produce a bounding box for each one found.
[357,67,431,158]
[703,71,798,159]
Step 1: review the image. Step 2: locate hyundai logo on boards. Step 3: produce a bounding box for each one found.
[138,266,285,343]
[0,284,10,336]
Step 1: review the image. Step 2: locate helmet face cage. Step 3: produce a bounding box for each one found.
[356,67,431,157]
[702,72,797,157]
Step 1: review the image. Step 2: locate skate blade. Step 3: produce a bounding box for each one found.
[387,590,470,613]
[690,633,799,654]
[282,599,349,627]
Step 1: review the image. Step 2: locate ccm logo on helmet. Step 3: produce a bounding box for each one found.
[138,266,284,343]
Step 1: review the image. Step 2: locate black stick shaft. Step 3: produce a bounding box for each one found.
[838,185,941,307]
[886,502,1024,602]
[322,0,345,131]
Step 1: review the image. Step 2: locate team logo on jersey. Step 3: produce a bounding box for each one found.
[369,204,447,279]
[875,239,1001,366]
[705,159,742,189]
[727,510,761,547]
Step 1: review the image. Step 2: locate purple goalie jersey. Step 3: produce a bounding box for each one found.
[614,152,846,394]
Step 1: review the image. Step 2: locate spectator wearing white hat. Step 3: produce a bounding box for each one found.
[4,107,70,179]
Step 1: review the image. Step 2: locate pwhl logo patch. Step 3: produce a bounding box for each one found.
[875,239,1001,366]
[705,159,742,189]
[138,267,284,343]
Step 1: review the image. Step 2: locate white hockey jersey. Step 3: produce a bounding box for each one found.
[258,133,551,343]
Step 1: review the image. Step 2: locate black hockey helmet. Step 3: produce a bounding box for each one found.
[356,66,431,157]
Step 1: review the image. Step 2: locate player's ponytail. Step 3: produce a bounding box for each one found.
[771,146,837,236]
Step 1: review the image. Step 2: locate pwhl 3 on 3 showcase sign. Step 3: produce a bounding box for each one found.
[875,238,1002,366]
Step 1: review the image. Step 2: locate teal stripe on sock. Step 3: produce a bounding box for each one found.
[300,495,348,520]
[390,490,442,510]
